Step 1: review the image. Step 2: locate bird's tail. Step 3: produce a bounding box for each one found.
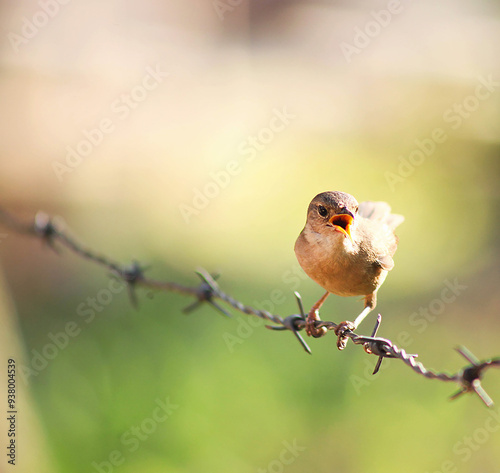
[358,201,404,231]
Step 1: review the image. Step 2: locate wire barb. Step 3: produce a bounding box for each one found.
[0,207,499,407]
[351,315,418,375]
[265,292,311,355]
[450,346,500,408]
[34,212,60,253]
[182,269,232,317]
[113,261,147,309]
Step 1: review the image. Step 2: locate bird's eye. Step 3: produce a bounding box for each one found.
[318,205,328,217]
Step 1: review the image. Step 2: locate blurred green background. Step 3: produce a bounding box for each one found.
[1,1,500,472]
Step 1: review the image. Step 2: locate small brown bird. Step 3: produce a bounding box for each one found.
[294,191,404,341]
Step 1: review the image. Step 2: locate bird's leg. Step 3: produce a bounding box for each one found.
[353,305,374,330]
[335,294,376,350]
[305,291,329,338]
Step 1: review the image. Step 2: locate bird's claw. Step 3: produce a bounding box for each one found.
[305,312,328,338]
[334,321,355,350]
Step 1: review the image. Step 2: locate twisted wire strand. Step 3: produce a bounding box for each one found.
[214,289,286,326]
[386,345,460,383]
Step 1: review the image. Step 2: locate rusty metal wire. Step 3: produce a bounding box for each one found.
[1,208,499,407]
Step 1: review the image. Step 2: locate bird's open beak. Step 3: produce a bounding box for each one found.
[328,214,353,241]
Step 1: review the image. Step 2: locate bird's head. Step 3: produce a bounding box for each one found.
[305,191,359,242]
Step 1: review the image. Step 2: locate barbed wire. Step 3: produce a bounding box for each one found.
[1,207,499,407]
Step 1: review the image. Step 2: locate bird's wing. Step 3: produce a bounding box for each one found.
[358,201,404,266]
[375,253,395,271]
[358,201,404,231]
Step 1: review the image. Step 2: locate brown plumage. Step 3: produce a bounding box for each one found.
[294,191,404,339]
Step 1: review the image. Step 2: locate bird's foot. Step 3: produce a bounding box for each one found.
[334,321,355,350]
[304,291,329,338]
[305,310,328,338]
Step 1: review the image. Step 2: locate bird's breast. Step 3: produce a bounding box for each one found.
[294,228,385,297]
